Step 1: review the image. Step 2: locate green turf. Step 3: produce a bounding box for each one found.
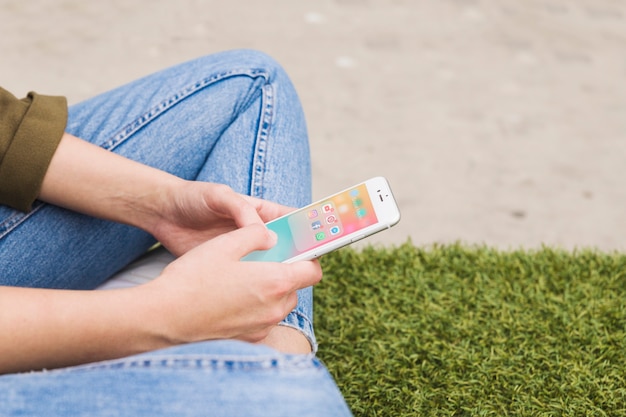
[315,242,626,416]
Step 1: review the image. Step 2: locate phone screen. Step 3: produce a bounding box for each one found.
[242,183,378,262]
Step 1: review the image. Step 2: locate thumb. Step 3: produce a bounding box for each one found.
[215,223,277,259]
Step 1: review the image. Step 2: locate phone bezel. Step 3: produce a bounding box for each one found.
[282,176,400,263]
[365,176,402,228]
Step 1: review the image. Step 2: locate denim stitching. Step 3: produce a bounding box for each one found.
[45,353,323,374]
[101,68,270,152]
[249,82,274,199]
[0,202,45,240]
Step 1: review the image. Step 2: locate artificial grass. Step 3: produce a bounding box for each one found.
[315,242,626,416]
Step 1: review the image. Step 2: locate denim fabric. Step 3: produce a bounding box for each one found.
[0,341,352,416]
[0,50,351,415]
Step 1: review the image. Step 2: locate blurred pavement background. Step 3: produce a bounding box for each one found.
[1,0,625,251]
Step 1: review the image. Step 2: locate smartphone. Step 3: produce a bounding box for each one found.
[242,176,400,263]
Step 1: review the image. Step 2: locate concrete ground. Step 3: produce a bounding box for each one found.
[1,0,624,251]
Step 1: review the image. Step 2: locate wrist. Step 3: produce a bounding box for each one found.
[137,270,201,346]
[123,175,182,234]
[40,133,188,232]
[119,283,184,350]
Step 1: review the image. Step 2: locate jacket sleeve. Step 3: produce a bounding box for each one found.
[0,87,67,212]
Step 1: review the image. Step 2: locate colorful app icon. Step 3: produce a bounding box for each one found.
[330,226,341,235]
[356,208,367,218]
[352,198,363,207]
[311,220,322,230]
[350,189,359,198]
[322,203,334,213]
[326,215,337,224]
[308,209,318,219]
[315,232,326,241]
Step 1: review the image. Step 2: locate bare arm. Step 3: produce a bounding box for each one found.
[39,133,267,238]
[0,285,167,374]
[38,132,179,232]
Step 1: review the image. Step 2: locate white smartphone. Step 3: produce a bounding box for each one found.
[242,176,401,263]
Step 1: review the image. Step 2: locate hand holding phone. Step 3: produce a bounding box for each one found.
[242,177,400,263]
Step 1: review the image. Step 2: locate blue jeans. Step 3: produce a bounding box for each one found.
[0,50,352,416]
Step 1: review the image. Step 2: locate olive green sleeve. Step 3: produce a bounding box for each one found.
[0,87,67,212]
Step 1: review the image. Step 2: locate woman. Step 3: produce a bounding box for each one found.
[0,49,352,416]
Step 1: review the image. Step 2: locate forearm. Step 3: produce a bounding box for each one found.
[38,132,179,232]
[0,285,171,374]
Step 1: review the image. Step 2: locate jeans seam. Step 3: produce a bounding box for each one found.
[0,202,45,241]
[249,82,274,199]
[38,353,322,374]
[101,68,271,152]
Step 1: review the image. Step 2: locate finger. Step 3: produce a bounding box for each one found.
[283,260,323,291]
[208,185,264,227]
[241,196,296,223]
[212,223,277,259]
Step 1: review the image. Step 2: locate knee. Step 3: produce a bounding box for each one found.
[202,49,291,85]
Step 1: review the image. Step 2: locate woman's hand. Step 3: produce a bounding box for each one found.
[144,223,322,344]
[147,180,293,257]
